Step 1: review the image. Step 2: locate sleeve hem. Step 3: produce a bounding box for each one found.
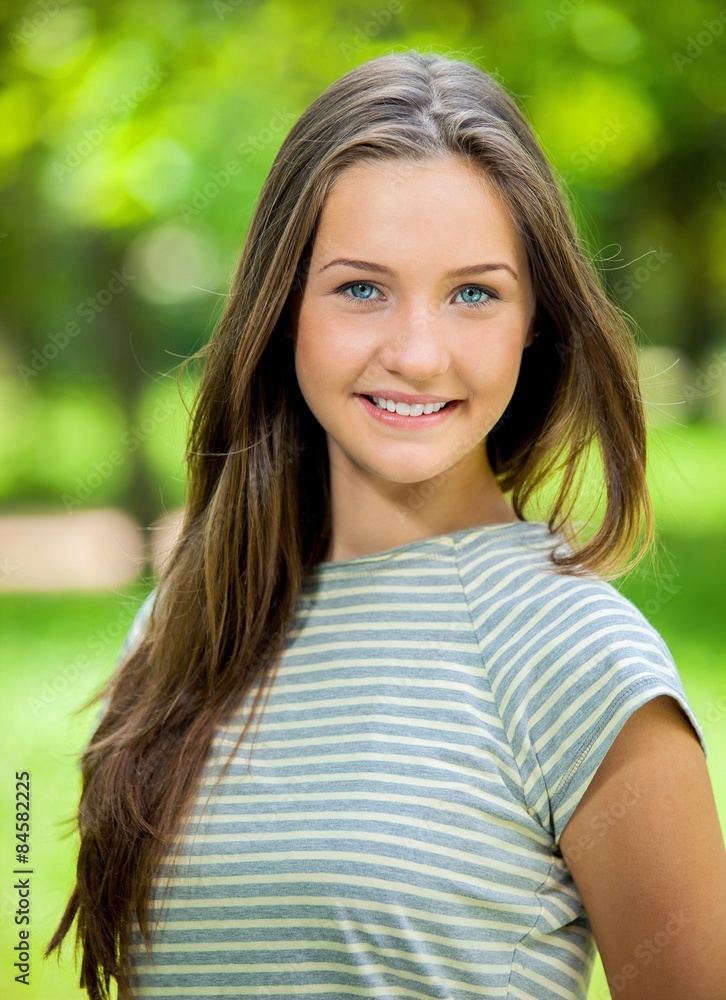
[551,679,708,845]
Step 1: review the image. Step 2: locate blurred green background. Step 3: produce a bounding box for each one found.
[0,0,725,997]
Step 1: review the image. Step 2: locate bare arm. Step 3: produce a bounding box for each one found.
[559,694,726,1000]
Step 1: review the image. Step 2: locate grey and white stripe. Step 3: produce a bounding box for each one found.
[116,520,705,999]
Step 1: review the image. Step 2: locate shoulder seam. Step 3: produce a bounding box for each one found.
[452,534,548,834]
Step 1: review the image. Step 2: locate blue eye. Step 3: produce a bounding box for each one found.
[455,286,495,308]
[335,281,498,309]
[337,282,381,306]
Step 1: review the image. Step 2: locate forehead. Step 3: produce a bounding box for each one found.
[313,155,525,263]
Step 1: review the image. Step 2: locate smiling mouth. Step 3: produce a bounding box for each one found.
[356,394,462,425]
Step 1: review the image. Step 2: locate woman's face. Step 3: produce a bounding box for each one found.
[287,155,536,489]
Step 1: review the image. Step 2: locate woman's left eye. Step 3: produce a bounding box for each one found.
[453,285,497,309]
[336,282,498,309]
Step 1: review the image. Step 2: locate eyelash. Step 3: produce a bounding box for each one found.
[335,281,499,310]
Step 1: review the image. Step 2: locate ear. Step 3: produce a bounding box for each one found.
[524,309,541,348]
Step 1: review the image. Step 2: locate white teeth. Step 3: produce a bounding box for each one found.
[372,396,449,416]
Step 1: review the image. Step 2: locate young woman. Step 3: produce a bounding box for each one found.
[46,50,726,1000]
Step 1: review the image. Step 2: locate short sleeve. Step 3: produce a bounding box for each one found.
[546,652,707,846]
[475,570,708,848]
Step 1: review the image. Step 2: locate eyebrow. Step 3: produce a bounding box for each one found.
[318,258,519,282]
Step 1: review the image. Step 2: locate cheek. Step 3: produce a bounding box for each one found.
[461,336,525,394]
[293,310,326,397]
[294,309,364,397]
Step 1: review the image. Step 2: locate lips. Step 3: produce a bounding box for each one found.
[356,393,462,426]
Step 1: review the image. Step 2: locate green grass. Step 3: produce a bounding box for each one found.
[1,422,725,999]
[0,585,152,1000]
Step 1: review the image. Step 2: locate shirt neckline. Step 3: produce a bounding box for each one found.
[307,519,552,573]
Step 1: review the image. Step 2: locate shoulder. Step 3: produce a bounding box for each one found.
[455,521,667,660]
[454,523,708,839]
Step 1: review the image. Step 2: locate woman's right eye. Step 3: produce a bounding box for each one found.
[336,282,383,306]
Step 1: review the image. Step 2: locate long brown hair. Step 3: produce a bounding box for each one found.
[46,49,654,999]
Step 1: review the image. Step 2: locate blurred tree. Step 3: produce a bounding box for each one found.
[0,0,724,521]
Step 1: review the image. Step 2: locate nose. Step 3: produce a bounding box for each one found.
[379,302,449,380]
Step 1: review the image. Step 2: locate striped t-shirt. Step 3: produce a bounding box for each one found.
[118,520,707,999]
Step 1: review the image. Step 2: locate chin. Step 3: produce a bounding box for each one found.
[345,450,455,485]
